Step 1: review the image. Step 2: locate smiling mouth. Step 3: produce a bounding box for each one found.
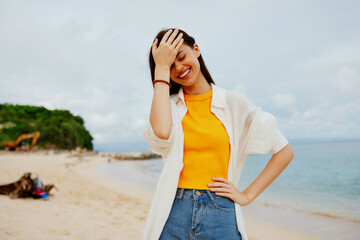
[178,68,190,79]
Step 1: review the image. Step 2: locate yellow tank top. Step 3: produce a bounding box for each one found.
[177,88,230,190]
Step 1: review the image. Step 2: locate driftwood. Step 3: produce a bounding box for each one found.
[0,172,55,199]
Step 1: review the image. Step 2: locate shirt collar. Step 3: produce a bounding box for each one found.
[176,83,226,108]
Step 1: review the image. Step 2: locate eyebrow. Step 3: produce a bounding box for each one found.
[176,50,184,57]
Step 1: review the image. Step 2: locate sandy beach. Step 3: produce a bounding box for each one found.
[0,151,153,240]
[0,151,355,240]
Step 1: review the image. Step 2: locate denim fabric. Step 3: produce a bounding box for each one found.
[159,188,242,240]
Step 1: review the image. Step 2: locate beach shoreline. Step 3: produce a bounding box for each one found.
[1,151,359,239]
[101,158,360,240]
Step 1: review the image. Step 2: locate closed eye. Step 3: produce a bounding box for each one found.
[179,55,185,60]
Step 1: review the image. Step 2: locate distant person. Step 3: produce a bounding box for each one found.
[143,28,294,240]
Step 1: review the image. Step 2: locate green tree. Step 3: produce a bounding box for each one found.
[0,104,93,150]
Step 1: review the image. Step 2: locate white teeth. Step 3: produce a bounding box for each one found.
[179,69,190,78]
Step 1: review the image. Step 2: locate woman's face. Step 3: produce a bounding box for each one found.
[169,43,202,87]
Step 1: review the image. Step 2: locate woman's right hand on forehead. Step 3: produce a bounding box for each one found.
[152,29,184,69]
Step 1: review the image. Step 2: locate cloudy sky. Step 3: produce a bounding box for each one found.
[0,0,359,151]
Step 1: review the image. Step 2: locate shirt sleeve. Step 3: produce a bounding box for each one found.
[142,121,174,159]
[245,107,289,155]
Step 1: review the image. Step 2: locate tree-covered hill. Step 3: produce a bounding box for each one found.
[0,104,93,150]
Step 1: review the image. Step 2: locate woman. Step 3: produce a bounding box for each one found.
[143,28,294,240]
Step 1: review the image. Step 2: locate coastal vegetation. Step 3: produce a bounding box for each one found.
[0,104,93,150]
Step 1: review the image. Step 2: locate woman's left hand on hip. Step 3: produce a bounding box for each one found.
[208,177,251,206]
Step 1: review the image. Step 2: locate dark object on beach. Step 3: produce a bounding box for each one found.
[0,172,56,199]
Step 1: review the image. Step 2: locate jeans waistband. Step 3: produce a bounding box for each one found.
[176,188,215,201]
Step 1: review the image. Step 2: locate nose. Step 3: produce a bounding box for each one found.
[173,60,183,73]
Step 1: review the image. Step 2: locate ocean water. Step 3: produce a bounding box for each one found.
[104,140,360,222]
[238,140,360,222]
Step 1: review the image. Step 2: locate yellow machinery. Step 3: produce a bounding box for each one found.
[2,131,41,150]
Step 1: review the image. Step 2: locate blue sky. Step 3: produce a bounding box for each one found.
[0,0,359,151]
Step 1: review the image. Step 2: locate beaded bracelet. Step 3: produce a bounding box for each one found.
[153,80,171,88]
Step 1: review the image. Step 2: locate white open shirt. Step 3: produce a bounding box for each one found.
[142,84,289,240]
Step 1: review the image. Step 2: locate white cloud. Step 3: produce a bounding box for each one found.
[302,102,328,120]
[333,67,360,94]
[1,0,360,151]
[296,44,360,70]
[234,83,247,93]
[272,93,296,110]
[282,101,360,139]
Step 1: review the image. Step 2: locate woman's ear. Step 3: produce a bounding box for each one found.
[193,43,201,58]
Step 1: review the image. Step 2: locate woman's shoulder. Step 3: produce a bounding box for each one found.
[215,86,256,111]
[225,88,247,101]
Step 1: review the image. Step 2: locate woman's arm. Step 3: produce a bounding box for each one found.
[149,66,173,140]
[242,143,294,204]
[149,29,183,140]
[208,143,294,206]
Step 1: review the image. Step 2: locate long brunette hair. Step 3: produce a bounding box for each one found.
[149,28,214,95]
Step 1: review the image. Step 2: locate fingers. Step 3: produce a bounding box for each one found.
[151,29,183,67]
[151,38,158,53]
[175,38,184,52]
[212,177,230,183]
[154,29,183,53]
[209,187,230,193]
[208,177,234,192]
[167,29,179,45]
[215,192,231,197]
[208,182,229,188]
[160,29,173,45]
[173,34,184,52]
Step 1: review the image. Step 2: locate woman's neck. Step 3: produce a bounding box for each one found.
[183,74,211,95]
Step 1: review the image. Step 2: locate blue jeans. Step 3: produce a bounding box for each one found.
[159,188,242,240]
